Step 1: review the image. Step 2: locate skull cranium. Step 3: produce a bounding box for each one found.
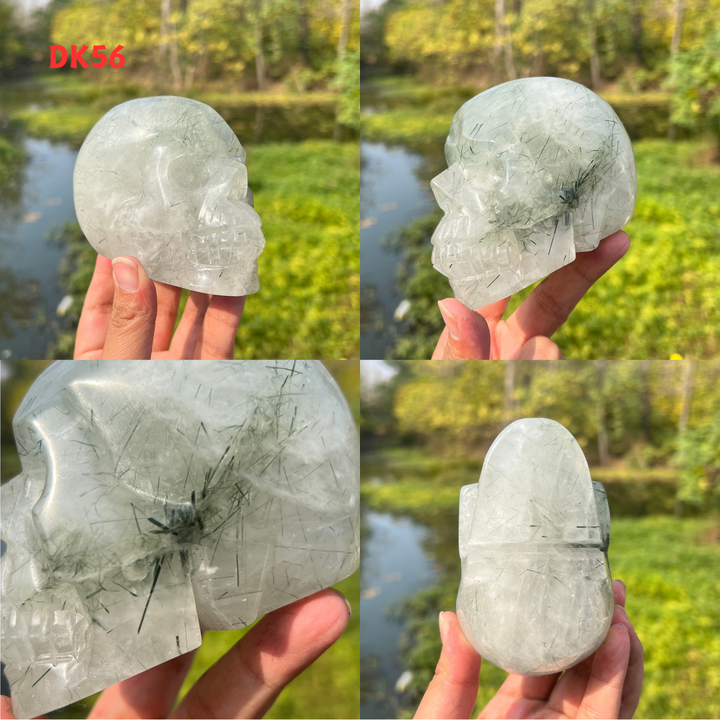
[431,78,637,309]
[74,96,265,295]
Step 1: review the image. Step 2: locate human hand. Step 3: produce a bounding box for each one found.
[432,231,630,360]
[0,588,351,720]
[415,579,644,719]
[73,255,245,359]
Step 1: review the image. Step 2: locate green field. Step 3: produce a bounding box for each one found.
[362,458,720,719]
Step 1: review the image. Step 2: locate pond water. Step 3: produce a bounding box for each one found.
[360,141,434,359]
[0,137,78,359]
[361,509,438,718]
[0,83,340,358]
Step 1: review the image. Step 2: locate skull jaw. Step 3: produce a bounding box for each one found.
[432,211,576,309]
[93,227,266,296]
[143,258,261,296]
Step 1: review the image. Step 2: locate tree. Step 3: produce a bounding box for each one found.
[668,29,720,155]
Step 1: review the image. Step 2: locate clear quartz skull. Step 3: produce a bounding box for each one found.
[0,361,359,717]
[73,96,265,295]
[457,418,613,675]
[431,78,637,308]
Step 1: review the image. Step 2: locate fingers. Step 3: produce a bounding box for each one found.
[613,579,627,608]
[74,255,116,359]
[414,612,481,719]
[576,623,631,719]
[196,295,245,359]
[100,257,157,360]
[507,231,630,346]
[1,696,15,719]
[168,292,211,358]
[614,584,644,719]
[89,650,196,719]
[171,589,350,719]
[152,282,183,353]
[479,672,560,719]
[514,336,565,360]
[432,299,491,359]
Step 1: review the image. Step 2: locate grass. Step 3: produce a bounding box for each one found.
[362,462,720,719]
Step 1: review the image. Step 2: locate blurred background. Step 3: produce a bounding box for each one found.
[0,359,360,719]
[360,360,720,718]
[0,0,360,360]
[359,0,720,360]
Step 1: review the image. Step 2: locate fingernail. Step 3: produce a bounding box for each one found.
[438,300,460,341]
[332,589,352,618]
[438,611,447,644]
[615,604,628,619]
[112,257,139,293]
[617,579,627,591]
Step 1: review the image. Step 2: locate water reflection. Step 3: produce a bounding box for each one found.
[360,142,433,359]
[0,138,78,359]
[360,509,438,718]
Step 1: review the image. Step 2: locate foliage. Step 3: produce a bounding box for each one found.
[0,135,25,188]
[334,49,360,130]
[50,0,358,90]
[675,412,720,507]
[668,29,720,148]
[364,0,720,87]
[49,140,359,359]
[0,0,23,72]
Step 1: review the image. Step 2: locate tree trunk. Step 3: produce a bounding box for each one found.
[668,0,684,140]
[333,0,353,141]
[495,0,517,81]
[502,361,516,427]
[298,0,310,67]
[674,360,696,517]
[630,0,643,66]
[587,0,601,90]
[254,0,268,91]
[596,361,610,467]
[639,360,652,443]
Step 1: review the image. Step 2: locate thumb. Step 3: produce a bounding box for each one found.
[101,256,157,359]
[433,298,491,359]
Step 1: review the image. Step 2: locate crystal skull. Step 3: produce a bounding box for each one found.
[0,361,359,718]
[457,418,613,675]
[74,96,265,295]
[431,78,637,308]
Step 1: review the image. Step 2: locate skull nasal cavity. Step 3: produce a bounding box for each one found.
[168,155,210,191]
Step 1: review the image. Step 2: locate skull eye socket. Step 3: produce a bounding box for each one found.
[168,154,210,192]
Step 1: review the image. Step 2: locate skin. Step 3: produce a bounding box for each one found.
[415,580,644,720]
[0,588,351,720]
[74,255,245,360]
[433,231,630,360]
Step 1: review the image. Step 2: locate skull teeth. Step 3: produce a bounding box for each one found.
[188,231,241,267]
